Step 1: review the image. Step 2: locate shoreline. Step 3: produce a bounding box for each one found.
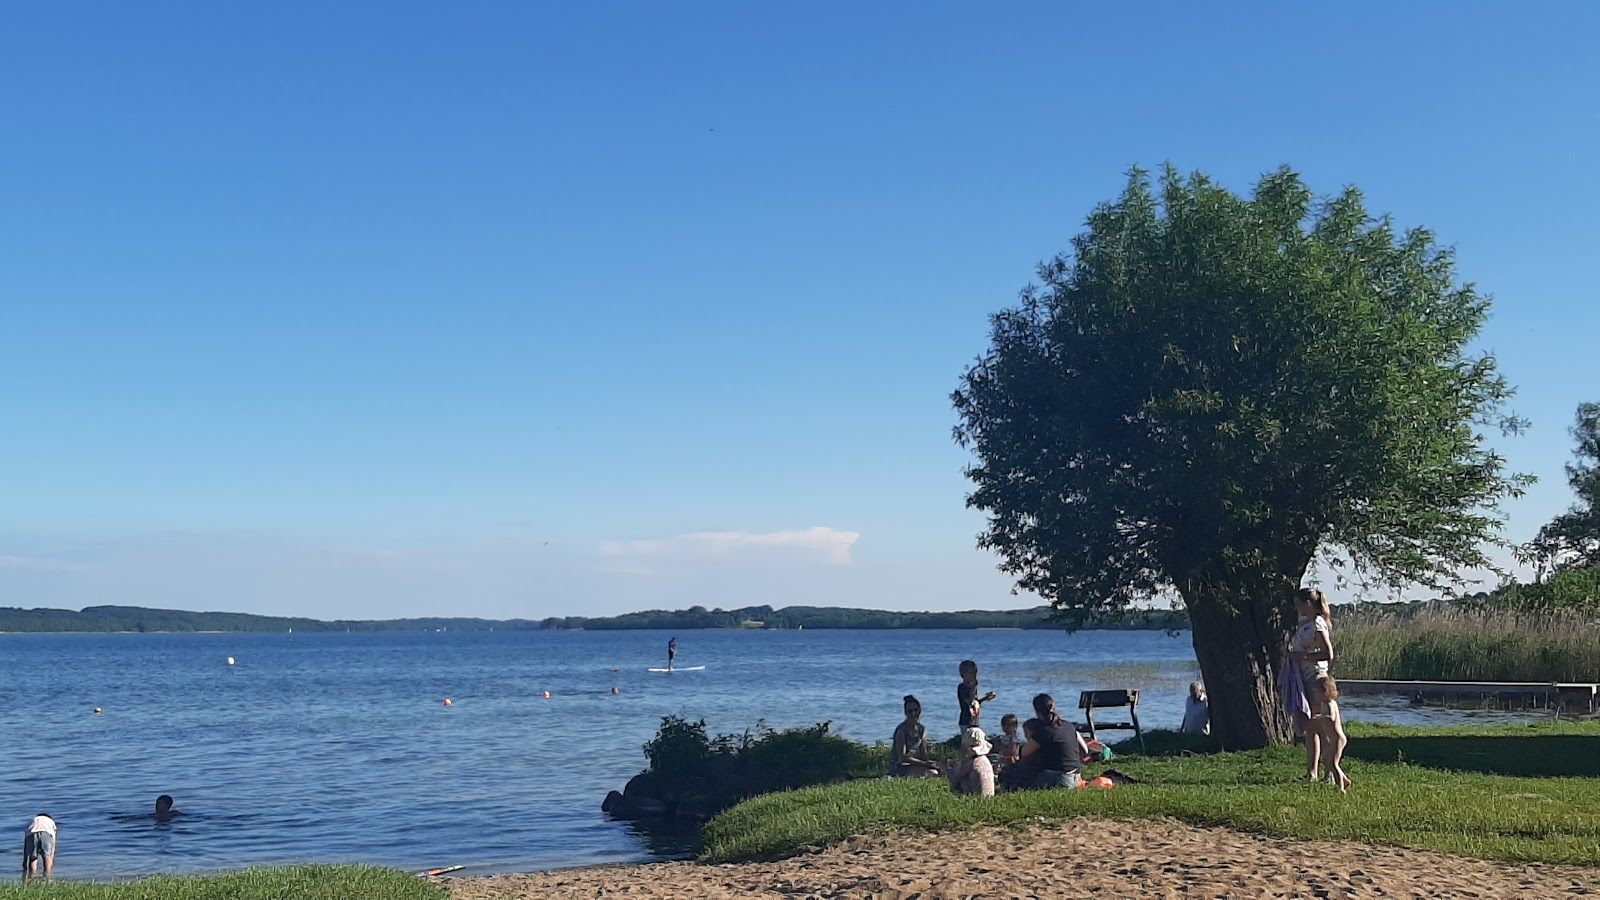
[446,818,1600,899]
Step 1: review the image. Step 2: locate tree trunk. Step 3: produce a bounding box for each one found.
[1183,581,1299,750]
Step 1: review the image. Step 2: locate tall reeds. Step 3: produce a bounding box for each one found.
[1333,603,1600,682]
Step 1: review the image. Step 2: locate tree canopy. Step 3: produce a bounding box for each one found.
[953,166,1526,748]
[1534,402,1600,570]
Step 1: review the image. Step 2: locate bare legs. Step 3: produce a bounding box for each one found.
[1302,717,1322,782]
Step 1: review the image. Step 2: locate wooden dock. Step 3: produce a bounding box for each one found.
[1337,679,1599,714]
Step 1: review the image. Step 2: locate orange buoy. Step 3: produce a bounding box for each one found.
[442,698,453,707]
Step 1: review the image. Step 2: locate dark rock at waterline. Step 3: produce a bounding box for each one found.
[674,794,722,823]
[603,792,667,820]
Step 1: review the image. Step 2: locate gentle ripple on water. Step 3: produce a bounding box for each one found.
[0,628,1549,881]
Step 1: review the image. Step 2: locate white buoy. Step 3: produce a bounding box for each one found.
[227,657,235,666]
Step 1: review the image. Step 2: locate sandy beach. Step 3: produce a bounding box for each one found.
[449,818,1600,899]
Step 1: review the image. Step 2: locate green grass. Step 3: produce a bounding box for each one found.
[700,720,1600,867]
[1335,603,1600,682]
[0,865,447,899]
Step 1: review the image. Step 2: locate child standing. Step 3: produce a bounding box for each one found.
[22,813,56,881]
[956,659,997,730]
[1309,676,1350,791]
[996,713,1025,767]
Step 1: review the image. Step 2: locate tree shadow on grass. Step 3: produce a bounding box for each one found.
[1345,734,1600,778]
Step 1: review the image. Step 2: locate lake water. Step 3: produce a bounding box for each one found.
[0,628,1544,881]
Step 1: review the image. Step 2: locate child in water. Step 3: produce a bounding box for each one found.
[22,813,57,881]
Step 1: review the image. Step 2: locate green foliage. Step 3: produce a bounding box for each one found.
[0,865,446,900]
[540,604,1187,631]
[701,721,1600,867]
[1534,402,1600,569]
[639,716,887,798]
[1333,603,1600,681]
[643,716,716,775]
[952,165,1526,748]
[1488,563,1600,610]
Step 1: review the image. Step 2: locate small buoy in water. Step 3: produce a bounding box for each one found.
[442,698,452,707]
[93,707,103,715]
[541,691,551,699]
[227,657,235,666]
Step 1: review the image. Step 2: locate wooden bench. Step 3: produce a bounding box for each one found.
[1079,689,1145,754]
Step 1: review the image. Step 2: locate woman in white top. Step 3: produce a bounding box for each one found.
[1286,587,1335,781]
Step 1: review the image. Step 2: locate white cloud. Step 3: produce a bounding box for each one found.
[600,526,861,566]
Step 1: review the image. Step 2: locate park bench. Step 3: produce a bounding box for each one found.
[1079,689,1145,754]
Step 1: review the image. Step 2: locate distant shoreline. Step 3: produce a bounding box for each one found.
[0,602,1190,634]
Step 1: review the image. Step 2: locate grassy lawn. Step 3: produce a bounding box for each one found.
[0,865,447,900]
[701,719,1600,866]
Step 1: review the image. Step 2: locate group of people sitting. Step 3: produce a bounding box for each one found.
[889,660,1099,797]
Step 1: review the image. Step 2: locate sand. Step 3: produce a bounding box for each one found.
[448,818,1600,899]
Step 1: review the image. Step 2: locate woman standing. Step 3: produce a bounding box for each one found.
[1286,587,1335,781]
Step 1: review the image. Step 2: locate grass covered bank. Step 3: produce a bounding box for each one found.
[0,865,446,900]
[701,720,1600,867]
[1335,604,1600,682]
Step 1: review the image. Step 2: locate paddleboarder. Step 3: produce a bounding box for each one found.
[667,636,677,672]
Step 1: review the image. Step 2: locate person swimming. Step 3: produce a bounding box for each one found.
[154,795,180,821]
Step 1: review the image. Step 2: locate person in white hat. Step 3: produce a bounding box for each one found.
[945,712,995,797]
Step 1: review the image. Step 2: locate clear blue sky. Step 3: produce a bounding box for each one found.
[2,2,1596,618]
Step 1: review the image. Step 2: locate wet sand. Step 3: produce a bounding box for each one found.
[449,817,1600,898]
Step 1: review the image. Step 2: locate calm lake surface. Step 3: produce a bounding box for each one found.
[0,628,1544,881]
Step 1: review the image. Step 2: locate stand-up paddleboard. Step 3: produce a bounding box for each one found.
[647,665,705,672]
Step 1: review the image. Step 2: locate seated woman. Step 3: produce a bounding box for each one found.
[944,725,996,796]
[1002,693,1090,790]
[889,694,939,777]
[1181,681,1210,736]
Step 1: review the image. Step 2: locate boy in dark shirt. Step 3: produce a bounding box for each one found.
[957,659,997,729]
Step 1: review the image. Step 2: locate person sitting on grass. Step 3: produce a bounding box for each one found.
[890,695,938,777]
[945,725,996,797]
[1308,675,1351,791]
[1181,681,1210,736]
[995,713,1024,767]
[1003,693,1091,791]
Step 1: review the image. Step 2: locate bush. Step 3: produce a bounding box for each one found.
[641,717,885,788]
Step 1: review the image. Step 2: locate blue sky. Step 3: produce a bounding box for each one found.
[2,2,1596,619]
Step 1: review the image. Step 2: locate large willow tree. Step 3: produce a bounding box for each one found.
[953,166,1526,749]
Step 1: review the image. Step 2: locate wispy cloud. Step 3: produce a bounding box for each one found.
[600,527,861,566]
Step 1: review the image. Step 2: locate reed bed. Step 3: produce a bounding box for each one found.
[1333,603,1600,683]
